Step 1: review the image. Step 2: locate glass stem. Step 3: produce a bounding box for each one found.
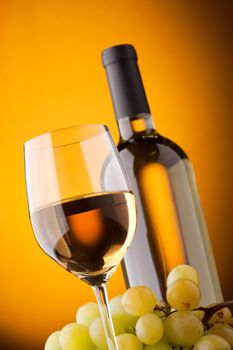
[93,283,119,350]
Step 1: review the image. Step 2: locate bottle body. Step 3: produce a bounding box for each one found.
[101,44,223,305]
[117,114,223,304]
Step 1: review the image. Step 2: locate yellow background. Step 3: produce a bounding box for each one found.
[0,1,232,348]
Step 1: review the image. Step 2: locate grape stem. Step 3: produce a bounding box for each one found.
[194,300,233,328]
[154,304,171,317]
[154,300,233,329]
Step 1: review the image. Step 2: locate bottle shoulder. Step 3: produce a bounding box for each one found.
[118,131,188,161]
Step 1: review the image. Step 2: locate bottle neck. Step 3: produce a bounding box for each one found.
[117,113,156,141]
[102,45,151,120]
[102,45,155,140]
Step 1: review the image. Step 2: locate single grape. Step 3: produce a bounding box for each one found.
[109,295,138,335]
[135,313,163,344]
[112,315,137,336]
[109,295,126,315]
[164,310,204,346]
[166,264,199,287]
[144,340,173,349]
[110,295,138,324]
[208,324,233,347]
[45,331,63,350]
[122,286,157,316]
[111,316,127,336]
[193,334,231,349]
[60,323,95,350]
[116,333,143,350]
[89,317,108,350]
[76,302,100,327]
[209,306,232,326]
[166,278,201,310]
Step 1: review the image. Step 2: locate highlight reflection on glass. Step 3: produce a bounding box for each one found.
[24,124,137,350]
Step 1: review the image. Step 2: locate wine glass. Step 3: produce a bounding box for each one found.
[24,124,137,350]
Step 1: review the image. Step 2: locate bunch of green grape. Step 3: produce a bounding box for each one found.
[45,264,233,350]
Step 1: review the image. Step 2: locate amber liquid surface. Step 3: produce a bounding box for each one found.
[31,191,136,285]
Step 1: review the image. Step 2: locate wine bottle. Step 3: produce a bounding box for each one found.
[101,44,223,305]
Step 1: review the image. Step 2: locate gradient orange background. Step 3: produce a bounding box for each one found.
[0,1,233,348]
